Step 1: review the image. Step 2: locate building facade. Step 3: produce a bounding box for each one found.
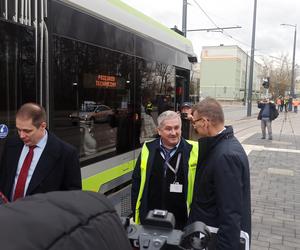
[200,45,262,101]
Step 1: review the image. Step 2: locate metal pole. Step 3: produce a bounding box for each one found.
[20,0,24,24]
[291,26,297,97]
[243,53,249,106]
[28,0,31,26]
[14,0,18,22]
[182,0,187,37]
[40,0,44,106]
[247,0,257,117]
[4,0,8,19]
[24,0,28,25]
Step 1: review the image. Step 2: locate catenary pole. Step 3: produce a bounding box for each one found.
[247,0,257,117]
[291,25,297,97]
[182,0,187,37]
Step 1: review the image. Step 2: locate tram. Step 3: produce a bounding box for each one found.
[0,0,197,216]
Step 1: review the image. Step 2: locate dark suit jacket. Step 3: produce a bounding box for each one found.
[0,132,82,201]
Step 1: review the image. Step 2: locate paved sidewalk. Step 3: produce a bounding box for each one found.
[237,112,300,250]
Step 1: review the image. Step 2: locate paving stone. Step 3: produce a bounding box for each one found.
[232,112,300,250]
[251,239,270,247]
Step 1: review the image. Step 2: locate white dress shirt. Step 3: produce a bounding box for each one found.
[11,131,48,199]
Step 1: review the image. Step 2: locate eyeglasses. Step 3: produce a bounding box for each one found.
[192,117,209,125]
[192,118,202,125]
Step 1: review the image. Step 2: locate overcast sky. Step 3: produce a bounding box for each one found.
[122,0,299,65]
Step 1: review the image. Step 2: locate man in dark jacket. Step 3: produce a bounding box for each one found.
[180,102,193,139]
[131,111,198,230]
[257,98,278,140]
[188,97,251,250]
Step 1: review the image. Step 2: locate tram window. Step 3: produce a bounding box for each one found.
[52,36,140,165]
[136,58,176,143]
[0,21,36,156]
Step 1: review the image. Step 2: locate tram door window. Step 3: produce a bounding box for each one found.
[175,69,190,110]
[52,36,139,165]
[0,21,36,156]
[136,58,176,143]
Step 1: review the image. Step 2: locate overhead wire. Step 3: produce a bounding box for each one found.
[191,0,250,48]
[191,0,219,29]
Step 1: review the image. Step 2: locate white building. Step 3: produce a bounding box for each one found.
[200,45,263,101]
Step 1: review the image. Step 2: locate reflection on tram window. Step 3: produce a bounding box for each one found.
[51,36,184,165]
[69,102,114,126]
[109,104,141,154]
[52,36,137,164]
[136,58,176,143]
[0,22,36,155]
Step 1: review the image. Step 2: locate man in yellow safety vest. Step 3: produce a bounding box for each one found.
[131,110,198,229]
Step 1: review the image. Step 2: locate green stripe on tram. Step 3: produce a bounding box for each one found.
[108,0,192,45]
[82,159,136,192]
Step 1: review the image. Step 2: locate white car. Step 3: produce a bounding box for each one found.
[70,104,113,125]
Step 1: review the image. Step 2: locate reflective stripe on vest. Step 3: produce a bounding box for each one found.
[134,140,198,224]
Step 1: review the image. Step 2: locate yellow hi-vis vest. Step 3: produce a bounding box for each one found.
[134,140,198,224]
[146,103,153,111]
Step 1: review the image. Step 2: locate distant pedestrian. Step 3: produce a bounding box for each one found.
[257,98,278,140]
[179,102,193,139]
[188,97,251,250]
[292,99,299,113]
[279,97,284,112]
[276,97,282,111]
[288,96,293,111]
[145,100,153,116]
[284,96,289,112]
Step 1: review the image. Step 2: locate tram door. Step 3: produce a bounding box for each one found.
[175,68,190,111]
[0,21,37,155]
[175,69,190,139]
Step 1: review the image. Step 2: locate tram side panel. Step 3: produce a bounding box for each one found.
[0,0,194,217]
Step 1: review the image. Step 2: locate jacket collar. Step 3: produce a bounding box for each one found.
[198,126,233,164]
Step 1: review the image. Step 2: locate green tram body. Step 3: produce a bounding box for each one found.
[0,0,196,216]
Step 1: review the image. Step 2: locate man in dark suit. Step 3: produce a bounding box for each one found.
[0,103,82,201]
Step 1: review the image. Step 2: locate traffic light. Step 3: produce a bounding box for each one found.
[262,77,270,89]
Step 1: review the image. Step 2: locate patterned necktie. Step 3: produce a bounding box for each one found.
[161,146,176,176]
[13,145,36,201]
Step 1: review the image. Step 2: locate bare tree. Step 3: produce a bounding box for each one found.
[155,63,172,94]
[260,54,291,97]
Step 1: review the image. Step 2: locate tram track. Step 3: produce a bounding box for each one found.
[226,117,259,136]
[229,111,298,144]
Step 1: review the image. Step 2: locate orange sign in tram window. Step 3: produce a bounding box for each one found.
[96,75,117,88]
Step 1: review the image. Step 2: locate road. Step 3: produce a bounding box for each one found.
[223,103,259,123]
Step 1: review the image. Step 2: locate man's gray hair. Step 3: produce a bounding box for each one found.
[157,110,181,128]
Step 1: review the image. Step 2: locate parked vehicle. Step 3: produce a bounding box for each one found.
[69,104,113,125]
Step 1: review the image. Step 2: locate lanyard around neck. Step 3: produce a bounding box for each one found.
[160,150,181,176]
[166,153,181,175]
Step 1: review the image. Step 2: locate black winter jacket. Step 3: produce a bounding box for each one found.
[0,191,131,250]
[257,101,278,120]
[188,126,251,250]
